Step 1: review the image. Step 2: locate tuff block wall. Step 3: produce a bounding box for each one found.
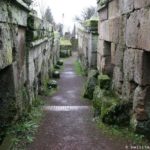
[78,20,98,70]
[0,0,60,142]
[97,0,150,134]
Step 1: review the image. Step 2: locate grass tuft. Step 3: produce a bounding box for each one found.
[96,119,149,145]
[74,60,84,76]
[7,97,44,150]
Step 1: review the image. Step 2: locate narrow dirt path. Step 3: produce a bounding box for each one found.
[27,53,126,150]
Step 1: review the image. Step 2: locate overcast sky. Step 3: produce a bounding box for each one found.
[32,0,97,31]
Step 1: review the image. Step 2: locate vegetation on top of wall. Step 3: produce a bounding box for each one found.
[98,0,109,6]
[60,38,72,46]
[83,17,98,33]
[97,0,109,11]
[84,18,98,28]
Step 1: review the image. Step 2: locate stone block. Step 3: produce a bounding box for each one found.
[134,0,150,9]
[0,1,8,22]
[100,56,113,75]
[126,9,150,51]
[122,79,137,101]
[99,20,110,41]
[28,15,42,30]
[123,49,135,81]
[108,0,120,19]
[112,66,123,94]
[98,74,111,90]
[133,86,150,121]
[120,0,134,14]
[115,44,125,67]
[99,17,121,43]
[0,24,13,70]
[99,7,108,21]
[109,17,121,43]
[98,40,111,56]
[111,43,116,65]
[8,4,28,26]
[134,50,150,86]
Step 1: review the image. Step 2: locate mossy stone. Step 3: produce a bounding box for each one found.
[98,74,111,90]
[93,86,105,117]
[57,60,63,66]
[52,71,60,78]
[47,80,57,89]
[84,77,97,100]
[54,65,60,69]
[102,100,132,126]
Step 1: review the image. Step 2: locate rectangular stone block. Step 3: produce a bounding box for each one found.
[134,0,150,9]
[99,7,108,21]
[120,0,134,14]
[112,66,123,94]
[0,24,13,70]
[8,4,28,26]
[133,86,150,121]
[111,43,116,65]
[28,15,42,30]
[99,20,110,41]
[123,49,135,81]
[98,39,111,56]
[0,1,8,22]
[99,17,121,43]
[109,17,121,43]
[134,50,150,86]
[115,44,125,67]
[108,0,120,19]
[126,9,150,51]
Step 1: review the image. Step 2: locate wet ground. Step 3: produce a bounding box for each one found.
[27,53,127,150]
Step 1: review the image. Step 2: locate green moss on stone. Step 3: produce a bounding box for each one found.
[83,70,99,100]
[60,38,72,46]
[98,74,111,90]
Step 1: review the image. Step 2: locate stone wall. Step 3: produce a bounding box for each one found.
[97,0,150,134]
[0,0,60,140]
[78,20,98,70]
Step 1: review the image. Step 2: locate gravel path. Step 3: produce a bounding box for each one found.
[27,53,127,150]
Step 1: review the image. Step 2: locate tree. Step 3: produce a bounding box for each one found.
[56,23,63,37]
[44,7,54,24]
[75,6,96,23]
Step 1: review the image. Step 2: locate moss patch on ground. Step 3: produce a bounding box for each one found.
[97,120,149,146]
[74,60,85,76]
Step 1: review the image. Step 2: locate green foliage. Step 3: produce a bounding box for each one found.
[44,7,54,24]
[84,18,98,28]
[60,38,72,46]
[74,6,97,23]
[93,85,132,126]
[98,74,111,90]
[74,60,85,76]
[97,120,148,145]
[7,97,44,150]
[99,0,109,6]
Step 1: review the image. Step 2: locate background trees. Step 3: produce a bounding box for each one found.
[75,6,97,24]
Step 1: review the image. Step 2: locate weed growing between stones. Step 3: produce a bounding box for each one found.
[96,120,149,146]
[6,97,44,150]
[74,60,85,76]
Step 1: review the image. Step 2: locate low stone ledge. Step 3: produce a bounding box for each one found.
[15,0,30,11]
[30,37,48,47]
